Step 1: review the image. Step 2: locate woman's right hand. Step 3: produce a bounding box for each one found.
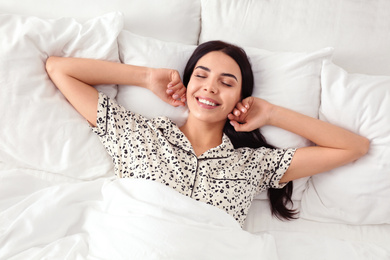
[147,68,186,107]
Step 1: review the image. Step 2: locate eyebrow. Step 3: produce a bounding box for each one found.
[195,65,238,82]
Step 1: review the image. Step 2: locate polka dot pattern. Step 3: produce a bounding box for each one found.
[91,92,296,226]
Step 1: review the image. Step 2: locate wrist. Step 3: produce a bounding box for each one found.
[143,67,154,90]
[262,100,277,126]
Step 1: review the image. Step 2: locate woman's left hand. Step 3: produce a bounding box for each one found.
[229,95,370,184]
[227,96,274,132]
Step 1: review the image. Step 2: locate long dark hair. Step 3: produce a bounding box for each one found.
[183,40,297,220]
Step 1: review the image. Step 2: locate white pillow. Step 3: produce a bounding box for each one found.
[247,47,333,149]
[0,0,201,45]
[301,60,390,224]
[0,13,123,179]
[199,0,390,76]
[247,47,333,200]
[117,31,332,200]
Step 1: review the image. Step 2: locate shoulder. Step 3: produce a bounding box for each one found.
[149,116,182,138]
[98,91,153,123]
[234,146,296,163]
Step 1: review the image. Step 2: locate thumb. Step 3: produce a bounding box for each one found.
[170,70,182,85]
[230,120,250,132]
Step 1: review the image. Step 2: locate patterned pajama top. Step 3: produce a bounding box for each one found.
[91,92,296,227]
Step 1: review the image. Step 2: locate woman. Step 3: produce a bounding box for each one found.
[46,41,369,227]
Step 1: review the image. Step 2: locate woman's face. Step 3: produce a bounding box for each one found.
[186,51,242,126]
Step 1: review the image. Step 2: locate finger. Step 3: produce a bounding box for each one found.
[171,70,181,81]
[232,108,241,117]
[172,86,187,100]
[169,71,182,86]
[168,96,185,107]
[227,113,236,121]
[168,89,186,106]
[241,97,252,109]
[229,120,244,132]
[167,81,182,92]
[172,98,186,107]
[166,84,183,97]
[230,120,251,132]
[168,79,183,88]
[228,111,244,122]
[235,102,247,113]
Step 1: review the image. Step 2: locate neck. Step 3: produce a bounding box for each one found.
[180,116,225,157]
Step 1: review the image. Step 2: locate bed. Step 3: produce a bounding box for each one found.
[1,0,389,259]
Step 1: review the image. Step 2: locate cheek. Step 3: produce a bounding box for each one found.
[228,90,242,108]
[186,79,196,95]
[186,86,195,102]
[185,82,196,109]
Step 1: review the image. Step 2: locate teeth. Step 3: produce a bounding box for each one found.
[198,98,217,106]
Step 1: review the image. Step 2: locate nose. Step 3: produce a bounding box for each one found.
[203,78,218,94]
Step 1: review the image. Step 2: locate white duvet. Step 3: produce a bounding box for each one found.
[0,170,278,260]
[0,169,389,260]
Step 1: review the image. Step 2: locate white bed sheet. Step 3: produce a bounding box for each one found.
[244,200,390,254]
[1,167,389,260]
[0,168,279,260]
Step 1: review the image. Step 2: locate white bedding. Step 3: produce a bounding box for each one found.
[0,169,279,260]
[1,0,390,258]
[1,169,389,260]
[245,200,390,252]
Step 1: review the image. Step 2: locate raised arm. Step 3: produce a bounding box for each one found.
[228,97,370,183]
[46,57,186,126]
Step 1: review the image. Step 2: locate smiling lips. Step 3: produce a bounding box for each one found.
[196,97,220,108]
